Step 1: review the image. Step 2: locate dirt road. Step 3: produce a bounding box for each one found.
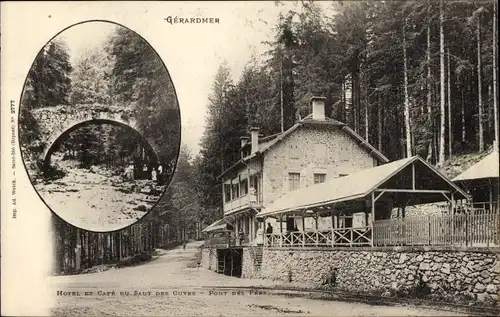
[49,242,468,316]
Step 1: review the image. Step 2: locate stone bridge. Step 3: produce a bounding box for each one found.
[29,104,160,168]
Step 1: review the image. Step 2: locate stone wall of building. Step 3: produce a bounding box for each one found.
[260,247,500,305]
[201,247,218,272]
[241,248,260,279]
[262,125,379,207]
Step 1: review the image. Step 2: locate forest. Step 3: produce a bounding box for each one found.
[32,1,499,273]
[195,0,499,225]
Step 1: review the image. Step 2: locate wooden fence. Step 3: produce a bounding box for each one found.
[265,226,372,247]
[373,210,499,247]
[264,210,499,248]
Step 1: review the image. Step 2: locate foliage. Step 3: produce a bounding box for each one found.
[196,0,499,218]
[105,27,181,168]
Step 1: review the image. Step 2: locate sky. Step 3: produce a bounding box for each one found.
[44,2,335,156]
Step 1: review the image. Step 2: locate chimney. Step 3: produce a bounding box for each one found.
[250,127,260,154]
[311,96,326,121]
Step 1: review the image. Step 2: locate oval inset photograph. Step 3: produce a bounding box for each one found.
[19,21,181,232]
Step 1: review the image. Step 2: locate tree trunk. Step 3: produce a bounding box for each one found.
[477,16,484,152]
[378,92,383,151]
[280,55,284,133]
[447,48,452,157]
[352,73,358,132]
[365,84,369,141]
[403,18,412,158]
[493,0,499,151]
[438,0,446,165]
[462,78,466,143]
[427,22,434,162]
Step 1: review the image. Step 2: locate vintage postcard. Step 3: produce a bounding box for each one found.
[1,1,499,316]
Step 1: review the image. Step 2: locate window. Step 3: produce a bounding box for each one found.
[224,184,231,202]
[289,173,300,191]
[314,173,326,184]
[232,183,239,198]
[340,216,353,228]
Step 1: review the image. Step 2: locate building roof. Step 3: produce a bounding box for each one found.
[202,219,229,233]
[258,156,469,217]
[217,115,389,180]
[452,151,499,182]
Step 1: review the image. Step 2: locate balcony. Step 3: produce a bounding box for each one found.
[223,193,262,215]
[205,234,250,248]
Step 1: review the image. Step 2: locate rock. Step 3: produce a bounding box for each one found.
[460,267,470,276]
[399,253,407,264]
[474,283,486,293]
[441,263,451,274]
[420,262,430,271]
[381,291,391,297]
[481,270,490,279]
[484,258,494,264]
[486,284,497,294]
[416,255,424,262]
[476,293,488,302]
[391,282,398,289]
[408,274,414,281]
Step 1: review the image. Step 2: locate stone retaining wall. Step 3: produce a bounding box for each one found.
[241,248,260,278]
[260,247,500,305]
[201,248,218,272]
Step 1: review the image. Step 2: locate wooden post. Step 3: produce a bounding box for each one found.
[412,162,416,190]
[315,214,318,230]
[230,179,233,201]
[489,185,493,212]
[263,217,267,246]
[371,191,375,247]
[280,214,283,233]
[451,193,455,244]
[238,175,241,198]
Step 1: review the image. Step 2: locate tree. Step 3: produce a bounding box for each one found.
[493,0,498,151]
[403,14,412,158]
[438,0,446,165]
[22,40,72,110]
[106,27,181,167]
[472,6,486,152]
[70,48,113,105]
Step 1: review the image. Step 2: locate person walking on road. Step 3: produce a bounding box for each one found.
[183,241,187,250]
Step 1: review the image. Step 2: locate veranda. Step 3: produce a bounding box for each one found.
[259,156,499,249]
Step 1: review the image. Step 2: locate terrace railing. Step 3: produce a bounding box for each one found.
[265,226,372,248]
[264,209,499,248]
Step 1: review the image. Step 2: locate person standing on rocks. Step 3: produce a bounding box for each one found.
[158,163,163,185]
[151,167,157,183]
